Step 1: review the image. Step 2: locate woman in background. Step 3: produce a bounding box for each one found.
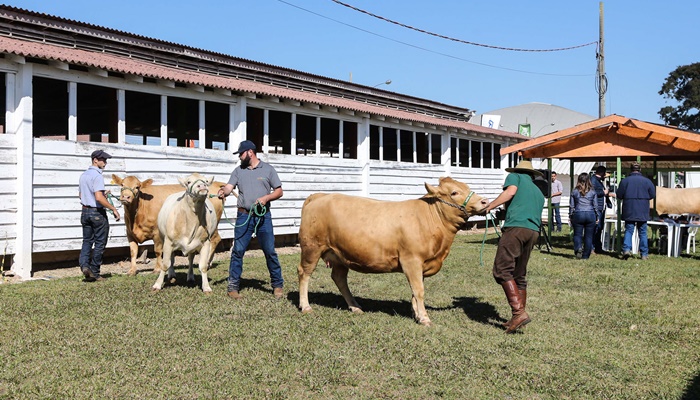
[569,173,600,259]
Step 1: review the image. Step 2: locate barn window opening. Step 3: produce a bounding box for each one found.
[295,114,316,155]
[343,121,358,159]
[205,101,230,150]
[471,140,482,168]
[494,143,501,169]
[33,76,68,140]
[268,110,291,154]
[451,138,470,167]
[245,106,264,150]
[416,132,428,163]
[167,96,198,147]
[321,117,339,157]
[126,91,161,145]
[77,83,117,143]
[369,125,380,160]
[400,130,414,162]
[0,72,6,133]
[483,142,493,168]
[430,133,442,164]
[383,127,397,161]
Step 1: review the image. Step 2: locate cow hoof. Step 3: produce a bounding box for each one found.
[350,307,364,314]
[151,286,161,292]
[127,270,137,277]
[203,290,213,295]
[168,277,176,284]
[301,306,313,314]
[419,318,432,327]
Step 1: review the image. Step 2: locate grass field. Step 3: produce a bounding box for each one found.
[1,232,699,399]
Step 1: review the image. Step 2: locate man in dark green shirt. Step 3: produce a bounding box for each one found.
[485,160,545,333]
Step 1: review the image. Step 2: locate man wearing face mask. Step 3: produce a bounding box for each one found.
[218,140,284,300]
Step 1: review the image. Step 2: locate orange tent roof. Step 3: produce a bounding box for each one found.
[501,115,700,161]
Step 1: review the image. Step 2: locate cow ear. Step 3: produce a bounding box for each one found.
[208,176,215,185]
[111,174,122,185]
[141,179,153,189]
[177,176,187,188]
[424,182,438,196]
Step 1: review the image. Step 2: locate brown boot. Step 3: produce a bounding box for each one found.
[502,288,526,328]
[501,280,531,333]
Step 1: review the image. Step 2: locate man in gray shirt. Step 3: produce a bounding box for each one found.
[218,140,284,300]
[551,172,564,232]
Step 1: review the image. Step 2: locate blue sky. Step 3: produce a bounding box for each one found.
[6,0,699,124]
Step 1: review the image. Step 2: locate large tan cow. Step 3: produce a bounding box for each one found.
[654,186,700,216]
[152,173,220,292]
[111,175,227,276]
[297,177,488,327]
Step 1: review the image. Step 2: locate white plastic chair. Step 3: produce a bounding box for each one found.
[687,214,699,254]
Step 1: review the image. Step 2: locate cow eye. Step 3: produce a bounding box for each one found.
[451,191,459,196]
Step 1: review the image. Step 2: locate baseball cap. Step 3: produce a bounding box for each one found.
[91,150,112,160]
[236,140,257,155]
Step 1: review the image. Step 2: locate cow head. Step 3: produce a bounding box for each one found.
[178,173,214,198]
[111,175,153,206]
[425,177,489,224]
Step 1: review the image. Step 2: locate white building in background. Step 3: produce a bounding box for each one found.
[0,5,529,278]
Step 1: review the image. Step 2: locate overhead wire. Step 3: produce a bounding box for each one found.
[276,0,594,77]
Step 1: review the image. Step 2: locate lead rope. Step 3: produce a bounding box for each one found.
[218,199,267,239]
[479,212,502,267]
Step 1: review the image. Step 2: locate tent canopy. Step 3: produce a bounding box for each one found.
[501,115,700,162]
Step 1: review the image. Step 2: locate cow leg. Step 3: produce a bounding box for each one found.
[404,266,431,327]
[208,232,221,268]
[127,240,139,276]
[297,249,321,313]
[199,241,214,293]
[186,253,196,285]
[153,234,164,274]
[331,265,363,314]
[152,241,173,291]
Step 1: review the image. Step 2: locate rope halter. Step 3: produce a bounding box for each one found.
[436,191,475,217]
[185,178,211,198]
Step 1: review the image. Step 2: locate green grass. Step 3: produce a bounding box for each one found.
[1,232,699,399]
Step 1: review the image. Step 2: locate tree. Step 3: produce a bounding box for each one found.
[658,62,700,131]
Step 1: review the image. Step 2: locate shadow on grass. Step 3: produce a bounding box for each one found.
[682,370,700,400]
[453,296,508,329]
[286,290,419,320]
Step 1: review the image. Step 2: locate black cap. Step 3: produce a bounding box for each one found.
[91,150,112,160]
[594,165,606,175]
[236,140,256,155]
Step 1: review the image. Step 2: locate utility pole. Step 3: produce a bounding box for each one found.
[597,2,607,118]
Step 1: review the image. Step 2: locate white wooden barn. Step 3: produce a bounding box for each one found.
[0,6,528,279]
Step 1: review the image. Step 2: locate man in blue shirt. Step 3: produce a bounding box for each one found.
[79,150,120,281]
[616,163,656,260]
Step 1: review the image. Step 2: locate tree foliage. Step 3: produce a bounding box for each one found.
[658,62,700,131]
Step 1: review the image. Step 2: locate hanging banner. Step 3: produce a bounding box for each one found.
[518,124,531,137]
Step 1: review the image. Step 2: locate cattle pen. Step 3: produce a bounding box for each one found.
[0,5,528,278]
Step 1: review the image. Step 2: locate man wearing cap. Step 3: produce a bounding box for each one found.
[218,140,284,299]
[484,160,545,333]
[79,150,120,281]
[616,163,656,260]
[591,165,615,254]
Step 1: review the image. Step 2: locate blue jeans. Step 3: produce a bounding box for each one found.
[572,211,596,259]
[79,208,109,276]
[593,210,605,253]
[552,203,562,230]
[228,211,284,292]
[623,221,649,256]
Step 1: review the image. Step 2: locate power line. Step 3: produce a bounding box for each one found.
[331,0,598,52]
[276,0,594,77]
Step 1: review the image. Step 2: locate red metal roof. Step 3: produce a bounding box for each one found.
[0,35,523,140]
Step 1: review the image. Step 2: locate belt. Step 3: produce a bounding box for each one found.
[238,207,249,214]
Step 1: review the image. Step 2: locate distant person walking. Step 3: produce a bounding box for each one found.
[569,173,599,260]
[616,163,656,260]
[550,172,563,232]
[79,150,120,282]
[591,165,615,254]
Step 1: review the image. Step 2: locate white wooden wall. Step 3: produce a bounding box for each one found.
[0,134,17,254]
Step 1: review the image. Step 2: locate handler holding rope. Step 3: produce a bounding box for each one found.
[218,140,284,300]
[484,160,544,333]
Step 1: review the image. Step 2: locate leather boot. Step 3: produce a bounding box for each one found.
[502,288,526,328]
[501,280,531,333]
